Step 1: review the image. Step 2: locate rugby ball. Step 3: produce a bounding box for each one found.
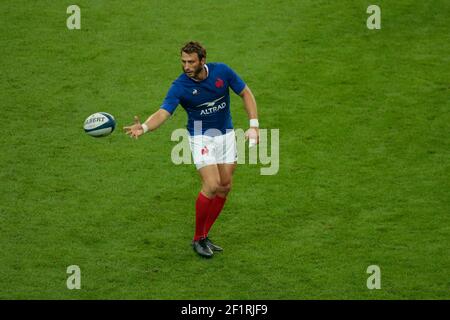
[83,112,116,137]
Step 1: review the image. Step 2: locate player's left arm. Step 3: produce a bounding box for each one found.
[239,85,260,144]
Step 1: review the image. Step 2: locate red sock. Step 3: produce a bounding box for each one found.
[194,192,213,241]
[204,195,227,237]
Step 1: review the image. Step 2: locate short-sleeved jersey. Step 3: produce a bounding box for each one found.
[160,63,246,136]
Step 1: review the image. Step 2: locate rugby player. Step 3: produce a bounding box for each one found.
[124,41,259,258]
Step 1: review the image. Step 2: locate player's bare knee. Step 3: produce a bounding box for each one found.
[219,182,232,195]
[203,180,221,194]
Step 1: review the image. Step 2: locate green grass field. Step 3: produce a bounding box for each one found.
[1,0,449,299]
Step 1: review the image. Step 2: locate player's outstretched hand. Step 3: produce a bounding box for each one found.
[123,116,144,139]
[245,127,259,147]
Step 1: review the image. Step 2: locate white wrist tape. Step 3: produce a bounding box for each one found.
[141,123,149,133]
[249,118,259,128]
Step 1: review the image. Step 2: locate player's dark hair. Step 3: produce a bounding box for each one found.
[181,41,207,61]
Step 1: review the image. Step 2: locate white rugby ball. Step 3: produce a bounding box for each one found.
[84,112,116,137]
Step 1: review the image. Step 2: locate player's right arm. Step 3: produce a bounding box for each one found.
[123,109,171,139]
[124,81,180,139]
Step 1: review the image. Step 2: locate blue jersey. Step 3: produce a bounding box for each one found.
[160,63,246,136]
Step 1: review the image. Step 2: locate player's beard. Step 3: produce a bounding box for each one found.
[183,64,204,79]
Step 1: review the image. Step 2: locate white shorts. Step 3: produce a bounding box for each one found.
[189,130,238,170]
